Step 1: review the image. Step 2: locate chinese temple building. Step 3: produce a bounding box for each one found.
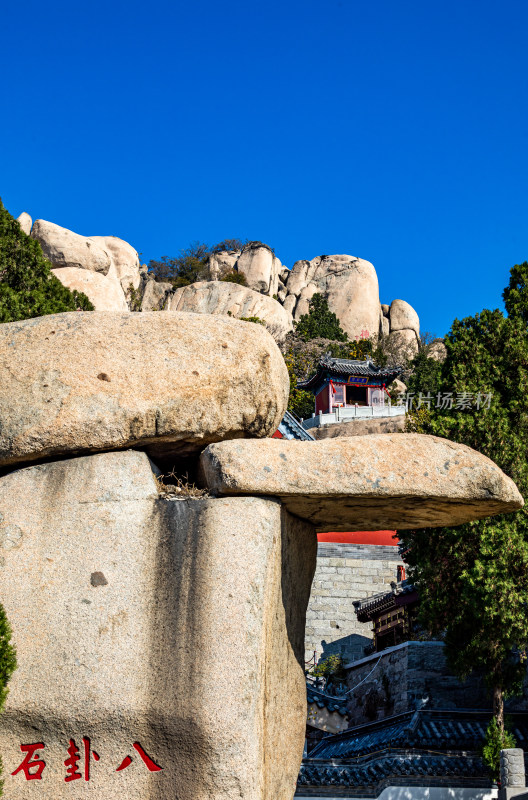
[298,355,404,431]
[353,579,419,654]
[296,708,527,798]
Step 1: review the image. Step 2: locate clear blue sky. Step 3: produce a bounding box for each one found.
[2,0,527,336]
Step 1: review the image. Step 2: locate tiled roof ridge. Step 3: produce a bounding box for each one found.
[307,683,348,716]
[296,355,403,390]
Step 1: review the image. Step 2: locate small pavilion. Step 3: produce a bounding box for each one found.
[353,579,419,654]
[297,355,403,428]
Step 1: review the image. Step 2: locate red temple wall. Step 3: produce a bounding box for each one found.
[317,531,399,546]
[315,386,329,415]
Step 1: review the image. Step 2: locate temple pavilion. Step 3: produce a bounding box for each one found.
[298,354,403,430]
[353,578,419,654]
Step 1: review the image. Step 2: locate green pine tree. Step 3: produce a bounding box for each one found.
[0,603,16,796]
[295,294,348,342]
[503,261,528,327]
[401,274,528,751]
[0,199,94,322]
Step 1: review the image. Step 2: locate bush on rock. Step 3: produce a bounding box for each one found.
[0,200,93,322]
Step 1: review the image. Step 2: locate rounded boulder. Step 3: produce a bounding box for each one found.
[0,311,290,466]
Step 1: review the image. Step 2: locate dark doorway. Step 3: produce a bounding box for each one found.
[346,385,367,405]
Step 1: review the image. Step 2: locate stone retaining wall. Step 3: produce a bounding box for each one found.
[345,641,492,727]
[305,543,403,664]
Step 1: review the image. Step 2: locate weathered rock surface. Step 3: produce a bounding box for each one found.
[0,311,289,466]
[16,211,32,235]
[167,280,293,340]
[311,416,405,439]
[199,435,524,531]
[52,266,129,311]
[236,243,282,296]
[206,250,240,281]
[428,338,447,361]
[283,255,380,340]
[391,378,407,396]
[0,450,316,799]
[389,299,420,336]
[90,234,142,291]
[387,327,419,359]
[140,277,172,310]
[32,219,112,274]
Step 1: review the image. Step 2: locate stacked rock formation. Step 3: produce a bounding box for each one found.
[0,309,523,799]
[19,214,143,312]
[17,214,422,353]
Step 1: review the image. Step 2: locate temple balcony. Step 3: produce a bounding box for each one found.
[302,403,405,430]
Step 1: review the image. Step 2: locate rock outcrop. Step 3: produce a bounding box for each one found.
[207,249,240,281]
[21,209,425,352]
[167,280,293,340]
[51,267,129,312]
[0,311,289,466]
[16,211,32,235]
[32,219,113,274]
[282,255,381,341]
[140,276,172,310]
[0,301,523,800]
[236,242,283,296]
[30,219,141,311]
[387,327,419,360]
[0,450,316,800]
[428,338,447,361]
[389,299,420,336]
[199,435,523,531]
[89,235,142,291]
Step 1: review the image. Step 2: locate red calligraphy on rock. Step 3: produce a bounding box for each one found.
[11,742,46,780]
[116,742,162,772]
[64,737,100,782]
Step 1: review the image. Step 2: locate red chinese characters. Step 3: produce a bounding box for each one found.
[64,737,100,782]
[116,742,162,772]
[11,738,162,780]
[11,742,46,780]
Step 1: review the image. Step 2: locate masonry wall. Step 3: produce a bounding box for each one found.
[304,542,403,665]
[344,641,495,727]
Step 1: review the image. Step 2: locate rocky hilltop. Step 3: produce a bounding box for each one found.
[19,212,420,356]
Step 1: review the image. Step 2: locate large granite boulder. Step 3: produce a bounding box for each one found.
[0,311,289,466]
[428,338,447,361]
[90,235,142,291]
[16,211,32,235]
[236,243,282,296]
[52,266,129,311]
[0,450,316,800]
[206,250,240,281]
[389,298,420,336]
[31,220,142,308]
[199,435,523,530]
[167,280,293,340]
[32,219,112,274]
[283,255,381,340]
[387,327,419,360]
[140,277,173,311]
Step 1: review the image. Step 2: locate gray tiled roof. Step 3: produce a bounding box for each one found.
[307,684,348,717]
[278,410,315,441]
[353,579,417,621]
[297,710,528,795]
[297,356,402,390]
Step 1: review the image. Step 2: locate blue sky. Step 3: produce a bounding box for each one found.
[1,0,527,337]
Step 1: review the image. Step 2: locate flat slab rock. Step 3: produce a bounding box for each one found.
[0,311,289,466]
[199,434,524,530]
